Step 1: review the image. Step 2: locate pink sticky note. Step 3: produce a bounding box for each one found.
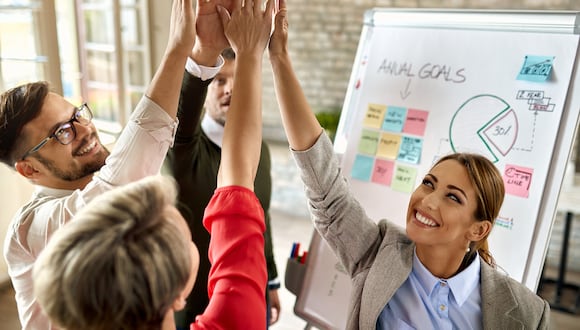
[403,108,429,136]
[371,159,395,186]
[503,164,533,198]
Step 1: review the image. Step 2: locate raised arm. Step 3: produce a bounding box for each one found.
[172,0,235,140]
[216,0,274,189]
[145,0,195,118]
[268,0,322,151]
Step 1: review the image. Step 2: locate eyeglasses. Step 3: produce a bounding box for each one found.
[21,103,94,160]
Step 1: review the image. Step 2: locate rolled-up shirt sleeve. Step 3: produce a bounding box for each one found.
[97,96,178,185]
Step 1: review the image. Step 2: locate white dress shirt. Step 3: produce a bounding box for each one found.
[4,96,177,330]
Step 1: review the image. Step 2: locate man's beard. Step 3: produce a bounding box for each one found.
[34,145,110,182]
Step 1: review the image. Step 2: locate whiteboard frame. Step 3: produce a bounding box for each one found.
[334,8,580,291]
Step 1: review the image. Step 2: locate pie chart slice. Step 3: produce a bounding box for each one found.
[449,94,517,162]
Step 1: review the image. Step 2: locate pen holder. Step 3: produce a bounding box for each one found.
[285,257,307,296]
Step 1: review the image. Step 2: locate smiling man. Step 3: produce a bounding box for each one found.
[0,0,200,328]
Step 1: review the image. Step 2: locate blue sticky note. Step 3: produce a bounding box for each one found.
[398,136,423,164]
[382,106,407,132]
[351,154,374,181]
[517,55,554,82]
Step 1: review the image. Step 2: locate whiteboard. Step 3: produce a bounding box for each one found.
[294,9,580,330]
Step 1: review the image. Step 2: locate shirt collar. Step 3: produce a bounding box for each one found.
[412,249,481,306]
[447,253,480,306]
[34,184,74,199]
[201,113,224,147]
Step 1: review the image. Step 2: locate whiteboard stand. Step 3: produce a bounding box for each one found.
[539,187,580,314]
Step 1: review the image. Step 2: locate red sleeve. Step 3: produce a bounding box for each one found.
[191,186,267,330]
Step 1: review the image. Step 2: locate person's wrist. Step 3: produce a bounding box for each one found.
[269,51,290,68]
[190,44,222,67]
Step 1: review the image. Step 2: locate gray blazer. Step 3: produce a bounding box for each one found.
[292,132,550,330]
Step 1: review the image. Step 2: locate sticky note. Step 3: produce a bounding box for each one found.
[398,136,423,164]
[358,129,380,155]
[351,154,374,181]
[363,104,387,129]
[382,106,407,132]
[503,164,533,198]
[403,108,429,136]
[517,55,554,82]
[391,164,417,193]
[371,159,395,186]
[377,132,401,159]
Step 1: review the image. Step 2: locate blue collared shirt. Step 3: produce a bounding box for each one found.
[377,250,482,330]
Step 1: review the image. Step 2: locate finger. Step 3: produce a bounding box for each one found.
[279,0,286,11]
[270,307,280,324]
[264,0,275,18]
[231,0,242,13]
[244,0,254,14]
[217,5,231,28]
[184,0,194,17]
[273,1,286,28]
[253,0,261,15]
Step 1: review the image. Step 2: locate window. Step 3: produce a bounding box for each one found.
[0,0,62,93]
[76,0,151,125]
[0,0,151,129]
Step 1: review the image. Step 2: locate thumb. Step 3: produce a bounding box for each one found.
[217,5,231,28]
[274,7,287,29]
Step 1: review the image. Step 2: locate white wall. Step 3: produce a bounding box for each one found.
[0,166,33,283]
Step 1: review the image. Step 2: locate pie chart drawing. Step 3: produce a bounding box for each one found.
[449,94,518,162]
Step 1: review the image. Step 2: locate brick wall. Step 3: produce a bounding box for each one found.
[262,0,580,138]
[264,0,580,272]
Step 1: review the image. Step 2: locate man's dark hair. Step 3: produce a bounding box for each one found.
[0,81,50,167]
[222,48,235,61]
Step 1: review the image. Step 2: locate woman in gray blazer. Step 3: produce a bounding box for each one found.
[269,2,550,329]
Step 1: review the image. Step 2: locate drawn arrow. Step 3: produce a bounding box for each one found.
[400,78,412,100]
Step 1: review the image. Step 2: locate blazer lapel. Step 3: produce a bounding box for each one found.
[480,261,524,329]
[359,227,413,329]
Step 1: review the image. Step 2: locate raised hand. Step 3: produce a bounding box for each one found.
[194,0,234,62]
[167,0,196,59]
[269,0,288,58]
[146,0,196,119]
[215,0,274,189]
[217,0,275,56]
[268,0,322,151]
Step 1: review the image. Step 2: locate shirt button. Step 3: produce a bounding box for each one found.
[440,304,446,311]
[441,282,447,287]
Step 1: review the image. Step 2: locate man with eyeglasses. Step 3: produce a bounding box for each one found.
[0,1,230,329]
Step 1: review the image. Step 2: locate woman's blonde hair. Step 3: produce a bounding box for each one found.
[433,153,505,268]
[33,175,191,330]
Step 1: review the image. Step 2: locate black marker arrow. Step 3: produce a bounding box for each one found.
[400,78,412,100]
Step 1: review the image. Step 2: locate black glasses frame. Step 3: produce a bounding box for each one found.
[20,103,93,160]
